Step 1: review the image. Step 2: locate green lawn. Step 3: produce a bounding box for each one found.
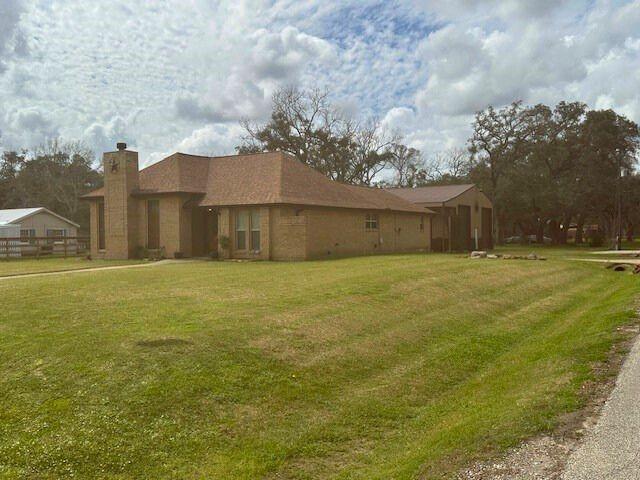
[0,253,637,479]
[0,257,144,277]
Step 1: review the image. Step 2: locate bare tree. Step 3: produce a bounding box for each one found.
[424,148,471,184]
[238,87,403,185]
[387,144,425,187]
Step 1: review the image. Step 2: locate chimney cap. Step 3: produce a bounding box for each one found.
[116,142,127,151]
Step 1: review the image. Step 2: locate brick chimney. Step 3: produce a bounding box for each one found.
[103,143,140,259]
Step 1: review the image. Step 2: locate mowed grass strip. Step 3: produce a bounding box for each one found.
[0,253,636,479]
[0,257,143,277]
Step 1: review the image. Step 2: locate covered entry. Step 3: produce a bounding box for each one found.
[191,208,218,257]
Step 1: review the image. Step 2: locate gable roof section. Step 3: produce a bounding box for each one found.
[84,151,433,214]
[0,207,80,227]
[387,184,476,204]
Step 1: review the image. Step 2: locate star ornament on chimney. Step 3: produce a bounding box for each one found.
[110,158,119,173]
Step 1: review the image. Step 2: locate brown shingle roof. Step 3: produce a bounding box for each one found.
[83,151,433,214]
[388,184,475,204]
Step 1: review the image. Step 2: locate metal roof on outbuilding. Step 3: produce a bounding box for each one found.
[0,207,80,228]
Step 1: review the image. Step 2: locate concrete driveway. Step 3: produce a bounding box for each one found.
[0,259,191,281]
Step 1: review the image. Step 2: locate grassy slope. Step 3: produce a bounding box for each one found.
[0,257,143,277]
[0,253,637,479]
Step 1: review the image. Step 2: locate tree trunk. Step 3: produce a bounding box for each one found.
[558,214,571,244]
[536,221,545,244]
[575,216,584,244]
[548,219,559,244]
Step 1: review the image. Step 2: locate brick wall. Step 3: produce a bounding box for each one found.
[270,206,307,261]
[304,207,430,260]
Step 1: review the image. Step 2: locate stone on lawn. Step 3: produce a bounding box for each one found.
[470,251,487,258]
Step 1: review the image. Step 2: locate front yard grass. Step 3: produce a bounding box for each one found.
[0,257,144,277]
[0,253,637,479]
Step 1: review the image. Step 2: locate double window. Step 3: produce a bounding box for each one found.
[365,213,379,231]
[20,229,36,244]
[236,209,261,251]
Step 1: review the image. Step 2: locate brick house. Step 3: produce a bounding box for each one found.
[82,144,434,260]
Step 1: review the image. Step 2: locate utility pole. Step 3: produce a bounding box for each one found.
[616,163,623,251]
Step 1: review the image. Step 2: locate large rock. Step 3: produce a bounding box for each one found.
[470,251,488,258]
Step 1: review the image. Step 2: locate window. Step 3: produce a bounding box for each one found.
[236,209,261,251]
[236,210,248,250]
[46,229,67,244]
[98,201,105,250]
[419,215,424,232]
[250,209,260,251]
[365,213,379,231]
[147,200,160,249]
[20,229,36,244]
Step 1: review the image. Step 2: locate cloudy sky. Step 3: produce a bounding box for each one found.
[0,0,639,167]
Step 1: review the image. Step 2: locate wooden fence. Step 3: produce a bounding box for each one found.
[0,236,90,259]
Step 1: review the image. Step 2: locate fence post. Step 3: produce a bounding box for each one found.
[63,236,67,258]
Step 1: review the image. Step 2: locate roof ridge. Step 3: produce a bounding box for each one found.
[276,151,286,203]
[389,183,474,190]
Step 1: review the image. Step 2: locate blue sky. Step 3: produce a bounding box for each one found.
[0,0,639,166]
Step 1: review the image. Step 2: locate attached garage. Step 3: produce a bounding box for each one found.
[387,184,494,252]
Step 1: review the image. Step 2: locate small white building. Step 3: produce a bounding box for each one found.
[0,208,80,258]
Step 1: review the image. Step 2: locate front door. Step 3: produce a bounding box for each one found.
[205,209,218,257]
[191,208,218,257]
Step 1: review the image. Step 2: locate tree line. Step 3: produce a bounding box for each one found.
[239,89,640,245]
[467,101,639,244]
[0,140,102,231]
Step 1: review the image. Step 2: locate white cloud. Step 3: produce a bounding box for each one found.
[0,0,27,72]
[0,0,638,168]
[1,106,59,148]
[82,115,137,159]
[173,26,337,124]
[175,124,245,156]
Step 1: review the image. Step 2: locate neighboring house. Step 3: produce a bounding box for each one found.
[81,144,435,261]
[388,184,493,251]
[0,207,79,240]
[0,207,80,257]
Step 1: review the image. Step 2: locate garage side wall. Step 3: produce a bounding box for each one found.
[304,207,430,260]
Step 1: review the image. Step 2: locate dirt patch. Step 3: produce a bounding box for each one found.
[457,321,640,480]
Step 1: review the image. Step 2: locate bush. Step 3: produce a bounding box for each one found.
[218,235,231,251]
[134,246,148,259]
[587,230,605,247]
